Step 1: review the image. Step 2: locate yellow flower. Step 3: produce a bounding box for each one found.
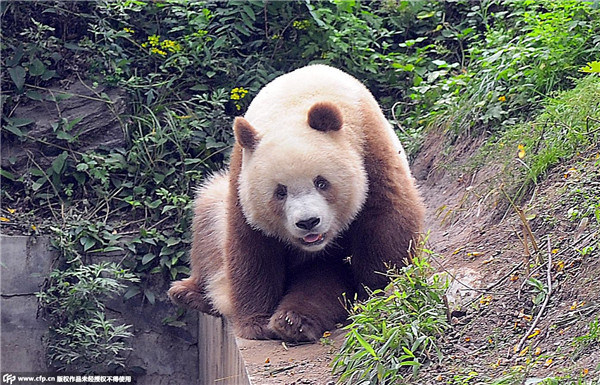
[230,87,249,100]
[31,224,37,231]
[0,217,9,222]
[123,27,135,33]
[498,95,507,102]
[518,144,526,159]
[148,35,160,47]
[151,47,167,56]
[160,39,182,53]
[293,20,311,30]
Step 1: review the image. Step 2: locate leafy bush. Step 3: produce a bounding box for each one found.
[37,261,138,373]
[333,257,449,385]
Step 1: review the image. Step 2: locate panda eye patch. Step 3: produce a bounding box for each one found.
[274,184,287,200]
[314,176,330,190]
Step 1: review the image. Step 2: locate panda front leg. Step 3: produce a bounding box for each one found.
[268,260,352,342]
[226,230,288,340]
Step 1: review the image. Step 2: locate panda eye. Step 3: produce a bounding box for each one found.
[314,176,330,191]
[274,184,287,200]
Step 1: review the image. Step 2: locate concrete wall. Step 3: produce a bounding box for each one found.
[0,235,249,384]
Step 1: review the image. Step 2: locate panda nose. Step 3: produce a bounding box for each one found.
[296,217,320,231]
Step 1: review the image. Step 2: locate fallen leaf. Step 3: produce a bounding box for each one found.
[555,260,564,271]
[468,251,484,257]
[528,328,541,339]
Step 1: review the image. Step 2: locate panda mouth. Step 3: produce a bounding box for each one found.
[300,233,326,246]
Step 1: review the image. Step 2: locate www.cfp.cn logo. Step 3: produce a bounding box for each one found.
[2,374,16,385]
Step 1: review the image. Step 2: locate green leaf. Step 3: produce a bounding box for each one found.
[6,45,24,67]
[142,253,156,265]
[3,124,23,137]
[102,246,124,252]
[124,286,140,300]
[56,130,75,142]
[65,116,83,131]
[213,36,227,50]
[579,61,600,73]
[29,58,46,76]
[8,117,34,127]
[41,70,56,81]
[80,236,96,252]
[26,90,44,101]
[146,199,162,209]
[242,5,256,21]
[0,169,16,181]
[144,290,156,304]
[352,329,378,358]
[8,66,26,90]
[51,151,69,175]
[32,177,46,191]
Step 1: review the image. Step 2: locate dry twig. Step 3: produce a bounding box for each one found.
[515,236,553,354]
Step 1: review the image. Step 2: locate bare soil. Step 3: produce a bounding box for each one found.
[238,130,600,384]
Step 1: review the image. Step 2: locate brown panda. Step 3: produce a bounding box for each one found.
[168,64,425,342]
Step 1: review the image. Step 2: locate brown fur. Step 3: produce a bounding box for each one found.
[347,96,425,297]
[233,117,259,151]
[169,65,424,342]
[307,102,343,132]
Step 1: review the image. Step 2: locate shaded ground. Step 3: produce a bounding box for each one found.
[239,130,599,384]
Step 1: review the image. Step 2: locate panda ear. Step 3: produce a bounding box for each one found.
[307,102,343,132]
[234,117,260,151]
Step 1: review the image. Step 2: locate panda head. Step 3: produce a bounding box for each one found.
[235,102,368,252]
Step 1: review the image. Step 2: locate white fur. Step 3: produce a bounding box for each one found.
[193,172,234,316]
[283,186,333,252]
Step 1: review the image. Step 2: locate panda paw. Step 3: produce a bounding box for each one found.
[168,279,217,315]
[269,310,322,342]
[234,315,279,340]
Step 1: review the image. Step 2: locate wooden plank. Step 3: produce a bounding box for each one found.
[198,313,251,385]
